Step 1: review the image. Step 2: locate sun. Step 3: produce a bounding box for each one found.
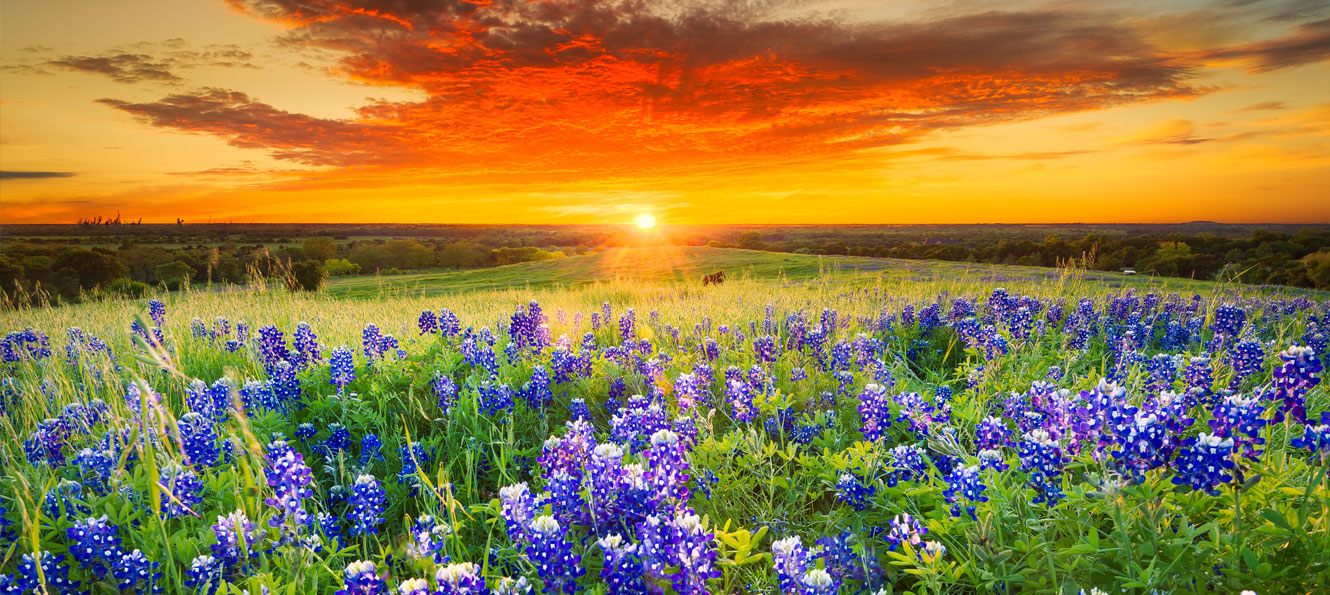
[635,213,657,229]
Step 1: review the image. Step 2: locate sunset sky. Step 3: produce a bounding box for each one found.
[1,0,1328,224]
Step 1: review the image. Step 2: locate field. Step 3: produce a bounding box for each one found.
[1,254,1328,595]
[322,247,1205,299]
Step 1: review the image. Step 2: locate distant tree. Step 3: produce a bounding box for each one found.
[824,241,848,256]
[1303,251,1330,289]
[737,232,765,250]
[108,278,149,298]
[383,240,434,269]
[0,256,24,294]
[348,245,385,272]
[156,260,197,289]
[303,237,338,262]
[324,258,362,276]
[288,261,327,291]
[119,245,174,283]
[54,249,127,290]
[437,242,490,268]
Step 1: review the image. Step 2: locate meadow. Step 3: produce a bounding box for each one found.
[1,253,1328,595]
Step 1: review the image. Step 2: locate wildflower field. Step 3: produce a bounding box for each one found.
[1,270,1328,595]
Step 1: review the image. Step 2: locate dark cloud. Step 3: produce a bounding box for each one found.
[97,89,403,167]
[1203,17,1330,70]
[37,41,259,84]
[49,54,182,83]
[0,171,76,179]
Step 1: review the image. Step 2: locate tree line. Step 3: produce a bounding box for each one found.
[3,225,1329,307]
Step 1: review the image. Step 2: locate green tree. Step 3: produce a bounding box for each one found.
[324,258,362,276]
[1304,251,1330,289]
[737,232,765,250]
[303,237,338,262]
[54,249,127,290]
[156,260,197,289]
[287,260,327,291]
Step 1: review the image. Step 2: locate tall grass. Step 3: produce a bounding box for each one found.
[1,273,1327,594]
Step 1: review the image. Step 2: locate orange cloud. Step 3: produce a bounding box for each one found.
[98,3,1203,180]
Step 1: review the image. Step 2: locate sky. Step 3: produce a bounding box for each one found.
[1,0,1328,224]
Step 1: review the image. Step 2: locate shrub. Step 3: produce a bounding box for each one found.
[325,258,362,276]
[108,278,149,298]
[287,260,327,291]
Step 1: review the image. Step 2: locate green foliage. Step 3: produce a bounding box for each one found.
[108,278,150,298]
[155,260,197,289]
[324,258,362,276]
[286,260,327,291]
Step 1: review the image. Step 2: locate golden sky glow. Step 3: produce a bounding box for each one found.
[1,0,1328,224]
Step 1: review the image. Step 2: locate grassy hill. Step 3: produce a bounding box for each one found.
[325,246,1200,299]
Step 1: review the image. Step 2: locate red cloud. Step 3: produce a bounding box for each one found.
[110,2,1217,175]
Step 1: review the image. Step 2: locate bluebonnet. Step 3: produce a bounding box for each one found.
[179,412,220,467]
[434,562,488,595]
[975,416,1011,450]
[330,346,356,393]
[597,533,647,595]
[255,324,291,370]
[185,555,223,595]
[856,383,892,442]
[1270,345,1321,423]
[1227,339,1265,389]
[638,512,718,595]
[500,482,538,544]
[293,322,321,368]
[400,441,429,493]
[568,397,590,421]
[15,552,80,594]
[434,371,458,413]
[360,434,384,466]
[724,373,757,423]
[1291,411,1330,454]
[977,448,1009,471]
[264,439,315,538]
[66,514,122,577]
[1212,305,1245,343]
[886,444,927,487]
[1183,356,1214,403]
[943,464,988,519]
[211,509,262,569]
[539,421,595,479]
[619,308,636,342]
[478,377,515,415]
[1019,430,1066,506]
[162,464,205,519]
[770,536,809,595]
[645,429,691,506]
[348,474,386,536]
[114,549,162,593]
[1209,394,1267,459]
[834,472,874,511]
[399,578,433,595]
[337,560,387,595]
[407,515,452,564]
[419,310,439,335]
[885,513,927,551]
[1111,411,1170,482]
[527,515,584,595]
[520,365,554,410]
[25,418,69,467]
[326,423,352,453]
[363,324,386,360]
[1172,434,1235,495]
